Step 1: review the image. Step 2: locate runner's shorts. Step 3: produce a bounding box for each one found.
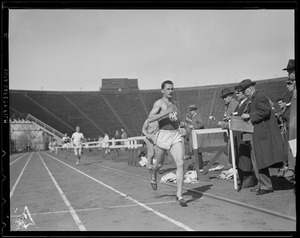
[62,143,69,149]
[155,130,182,150]
[74,143,82,155]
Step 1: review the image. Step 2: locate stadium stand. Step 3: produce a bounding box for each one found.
[65,93,124,137]
[103,92,148,136]
[10,91,70,134]
[9,77,290,140]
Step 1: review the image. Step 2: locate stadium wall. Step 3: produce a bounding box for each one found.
[9,77,291,140]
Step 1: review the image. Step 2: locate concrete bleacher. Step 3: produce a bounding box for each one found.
[21,92,75,136]
[103,92,148,136]
[65,93,123,137]
[9,77,290,139]
[10,91,62,130]
[139,90,163,113]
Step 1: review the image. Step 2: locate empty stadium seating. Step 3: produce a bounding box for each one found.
[9,77,290,139]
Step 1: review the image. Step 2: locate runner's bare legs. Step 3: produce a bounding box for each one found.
[152,141,186,205]
[169,141,184,198]
[151,146,166,187]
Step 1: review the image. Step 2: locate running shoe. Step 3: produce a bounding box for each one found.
[176,196,187,207]
[150,173,157,190]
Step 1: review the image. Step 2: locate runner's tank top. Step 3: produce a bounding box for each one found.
[158,98,180,130]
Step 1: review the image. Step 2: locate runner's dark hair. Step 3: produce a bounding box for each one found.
[161,80,174,89]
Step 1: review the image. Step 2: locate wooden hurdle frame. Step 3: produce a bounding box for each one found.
[54,136,146,167]
[192,126,238,190]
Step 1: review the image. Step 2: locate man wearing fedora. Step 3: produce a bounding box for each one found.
[218,88,239,129]
[239,79,287,195]
[218,88,239,167]
[185,104,205,170]
[283,59,296,180]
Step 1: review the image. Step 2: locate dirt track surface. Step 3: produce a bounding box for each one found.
[9,150,296,232]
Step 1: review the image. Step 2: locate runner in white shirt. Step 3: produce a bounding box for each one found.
[71,126,84,165]
[61,133,71,158]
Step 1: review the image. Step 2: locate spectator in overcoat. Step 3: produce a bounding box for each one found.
[240,79,287,195]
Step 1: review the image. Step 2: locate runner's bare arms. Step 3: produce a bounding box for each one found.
[147,99,175,123]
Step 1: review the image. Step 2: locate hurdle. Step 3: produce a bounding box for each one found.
[54,136,146,166]
[127,136,146,166]
[192,127,238,190]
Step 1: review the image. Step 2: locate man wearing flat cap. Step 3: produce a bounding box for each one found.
[185,104,205,169]
[239,79,287,195]
[283,59,296,180]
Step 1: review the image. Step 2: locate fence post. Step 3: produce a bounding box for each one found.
[229,120,238,190]
[128,139,132,166]
[133,139,138,167]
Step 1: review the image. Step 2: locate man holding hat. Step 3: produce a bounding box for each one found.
[283,59,296,179]
[185,104,205,170]
[239,79,287,195]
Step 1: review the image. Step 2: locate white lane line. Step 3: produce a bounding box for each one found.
[75,157,297,222]
[10,153,25,160]
[43,152,194,231]
[12,200,177,217]
[37,152,86,231]
[10,153,28,166]
[10,153,33,198]
[99,164,150,179]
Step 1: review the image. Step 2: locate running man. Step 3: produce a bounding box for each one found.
[147,80,187,206]
[71,126,84,166]
[61,133,71,157]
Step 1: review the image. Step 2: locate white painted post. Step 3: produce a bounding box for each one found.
[229,120,238,190]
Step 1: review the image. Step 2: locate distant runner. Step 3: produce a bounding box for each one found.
[71,126,84,166]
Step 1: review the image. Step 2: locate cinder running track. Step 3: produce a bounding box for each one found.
[9,151,296,231]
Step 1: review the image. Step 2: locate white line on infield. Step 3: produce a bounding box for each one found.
[10,152,33,198]
[10,153,28,166]
[14,200,177,217]
[37,152,87,231]
[43,152,194,231]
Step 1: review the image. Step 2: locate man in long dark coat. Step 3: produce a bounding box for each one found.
[233,86,257,190]
[239,79,287,195]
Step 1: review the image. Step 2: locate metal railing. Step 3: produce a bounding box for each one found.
[26,114,64,141]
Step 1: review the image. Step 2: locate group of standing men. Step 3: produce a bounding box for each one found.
[213,59,296,194]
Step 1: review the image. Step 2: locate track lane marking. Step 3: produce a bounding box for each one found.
[11,200,177,217]
[10,152,33,198]
[43,152,194,231]
[10,153,26,160]
[37,153,86,231]
[69,155,297,222]
[10,153,28,165]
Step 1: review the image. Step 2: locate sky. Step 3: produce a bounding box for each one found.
[9,10,294,91]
